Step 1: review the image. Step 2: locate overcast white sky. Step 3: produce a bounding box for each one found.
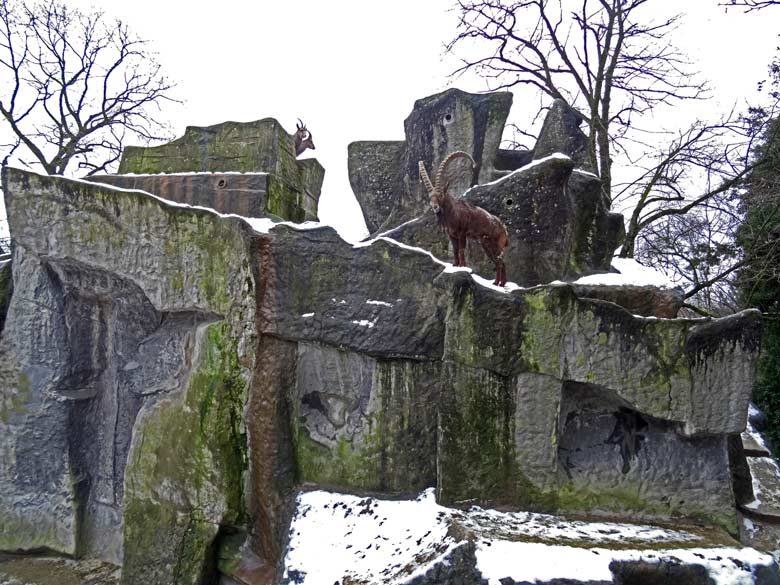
[2,0,779,242]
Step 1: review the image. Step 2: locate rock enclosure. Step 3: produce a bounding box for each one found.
[0,94,773,584]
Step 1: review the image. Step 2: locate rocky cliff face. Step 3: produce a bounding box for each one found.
[0,90,768,584]
[0,170,256,584]
[0,162,763,583]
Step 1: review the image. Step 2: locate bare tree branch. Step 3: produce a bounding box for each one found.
[721,0,780,11]
[447,0,706,199]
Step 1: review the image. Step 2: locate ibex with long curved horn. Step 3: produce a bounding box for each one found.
[419,151,509,286]
[294,119,315,156]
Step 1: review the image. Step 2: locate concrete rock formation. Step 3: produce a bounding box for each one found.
[0,160,766,582]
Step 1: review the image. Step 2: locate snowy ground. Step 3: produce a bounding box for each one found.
[282,489,777,585]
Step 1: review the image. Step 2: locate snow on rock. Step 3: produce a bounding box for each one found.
[573,257,677,288]
[462,152,572,194]
[242,217,325,234]
[744,457,780,517]
[743,417,771,457]
[366,300,394,307]
[282,489,776,585]
[76,173,331,237]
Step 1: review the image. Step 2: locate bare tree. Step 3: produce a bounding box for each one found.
[0,0,176,176]
[616,112,760,258]
[446,0,706,198]
[637,191,745,315]
[622,50,780,311]
[722,0,780,11]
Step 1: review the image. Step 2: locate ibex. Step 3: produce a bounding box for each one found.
[419,151,509,286]
[294,119,315,156]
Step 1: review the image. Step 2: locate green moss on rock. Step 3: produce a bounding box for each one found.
[293,422,383,490]
[519,288,574,375]
[122,322,248,585]
[0,372,31,425]
[437,365,518,507]
[556,481,738,536]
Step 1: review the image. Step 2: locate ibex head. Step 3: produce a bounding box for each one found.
[418,151,475,214]
[295,119,315,156]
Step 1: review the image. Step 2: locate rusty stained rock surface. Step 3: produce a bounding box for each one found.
[0,166,765,584]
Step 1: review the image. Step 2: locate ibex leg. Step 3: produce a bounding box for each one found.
[458,237,467,267]
[482,239,507,286]
[449,236,461,266]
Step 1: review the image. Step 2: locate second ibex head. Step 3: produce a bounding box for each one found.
[295,119,315,156]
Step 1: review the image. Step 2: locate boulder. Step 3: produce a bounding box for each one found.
[348,90,626,285]
[384,154,623,286]
[346,141,406,234]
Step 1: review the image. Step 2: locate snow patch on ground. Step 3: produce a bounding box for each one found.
[283,490,457,584]
[283,489,775,585]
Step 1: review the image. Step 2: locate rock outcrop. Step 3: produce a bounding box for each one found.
[95,118,324,222]
[349,90,625,285]
[348,89,512,234]
[0,170,257,583]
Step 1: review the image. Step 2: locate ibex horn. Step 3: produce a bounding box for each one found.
[419,161,435,193]
[297,118,303,129]
[434,151,475,191]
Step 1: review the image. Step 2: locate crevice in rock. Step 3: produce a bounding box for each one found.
[606,408,649,475]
